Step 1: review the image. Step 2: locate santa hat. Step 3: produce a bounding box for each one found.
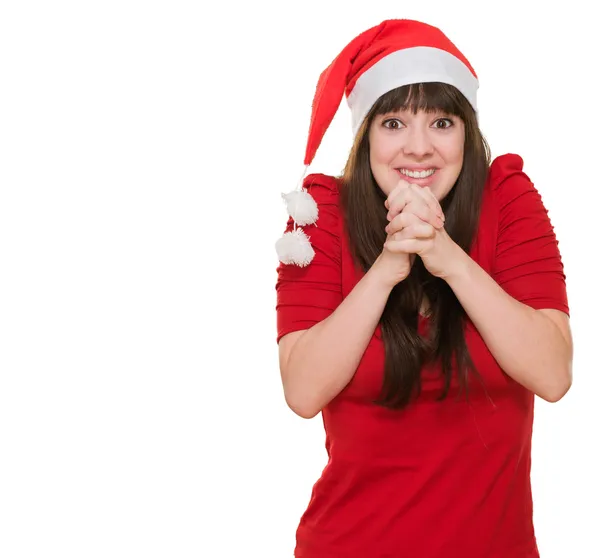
[276,19,479,267]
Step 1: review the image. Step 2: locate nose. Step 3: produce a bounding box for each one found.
[402,126,434,158]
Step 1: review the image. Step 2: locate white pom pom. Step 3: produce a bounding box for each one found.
[281,189,318,226]
[275,228,315,267]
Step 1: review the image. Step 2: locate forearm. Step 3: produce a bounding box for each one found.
[284,267,393,418]
[445,247,572,401]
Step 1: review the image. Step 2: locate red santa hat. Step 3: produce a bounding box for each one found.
[276,19,479,267]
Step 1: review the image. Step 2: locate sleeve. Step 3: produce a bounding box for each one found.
[275,174,343,343]
[490,154,569,315]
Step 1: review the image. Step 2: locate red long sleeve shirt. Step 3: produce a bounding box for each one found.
[275,154,569,558]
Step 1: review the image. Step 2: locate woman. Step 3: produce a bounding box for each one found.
[275,19,572,557]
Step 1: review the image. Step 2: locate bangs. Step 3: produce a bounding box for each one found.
[372,82,465,118]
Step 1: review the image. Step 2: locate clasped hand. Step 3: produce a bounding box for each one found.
[382,180,462,280]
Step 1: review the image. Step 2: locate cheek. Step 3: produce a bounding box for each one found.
[441,149,463,187]
[370,142,389,166]
[440,135,464,166]
[452,146,465,166]
[370,129,400,165]
[369,139,395,190]
[369,158,393,195]
[436,137,465,200]
[449,129,465,164]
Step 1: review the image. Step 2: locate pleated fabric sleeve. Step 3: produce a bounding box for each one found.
[490,154,569,315]
[275,174,343,343]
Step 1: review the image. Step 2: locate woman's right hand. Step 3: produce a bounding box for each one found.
[371,244,415,289]
[370,180,445,289]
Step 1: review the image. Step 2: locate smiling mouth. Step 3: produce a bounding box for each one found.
[397,168,437,179]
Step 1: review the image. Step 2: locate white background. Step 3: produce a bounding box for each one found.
[0,1,598,556]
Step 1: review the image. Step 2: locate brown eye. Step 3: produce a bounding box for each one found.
[434,118,453,129]
[383,119,404,130]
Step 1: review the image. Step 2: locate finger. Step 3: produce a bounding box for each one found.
[399,183,443,222]
[385,211,420,235]
[419,185,445,221]
[408,184,444,220]
[385,179,411,211]
[391,222,435,241]
[387,188,428,222]
[386,179,411,206]
[399,198,444,229]
[386,190,410,219]
[384,237,424,254]
[408,222,436,240]
[387,182,444,224]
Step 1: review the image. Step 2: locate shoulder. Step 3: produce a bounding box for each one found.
[276,173,343,268]
[483,152,556,245]
[484,154,551,224]
[301,173,342,239]
[301,173,343,233]
[302,173,341,203]
[487,153,537,203]
[476,154,541,259]
[488,153,526,185]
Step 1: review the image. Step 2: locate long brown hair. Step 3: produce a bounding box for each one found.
[340,82,491,410]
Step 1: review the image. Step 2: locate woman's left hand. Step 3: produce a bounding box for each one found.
[384,185,465,280]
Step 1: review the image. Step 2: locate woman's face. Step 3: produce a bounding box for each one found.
[368,108,465,201]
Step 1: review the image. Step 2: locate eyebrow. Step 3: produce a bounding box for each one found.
[380,109,451,118]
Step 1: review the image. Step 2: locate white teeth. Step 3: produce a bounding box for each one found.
[399,168,436,179]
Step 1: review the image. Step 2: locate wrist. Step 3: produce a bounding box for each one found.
[441,242,471,284]
[367,256,397,293]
